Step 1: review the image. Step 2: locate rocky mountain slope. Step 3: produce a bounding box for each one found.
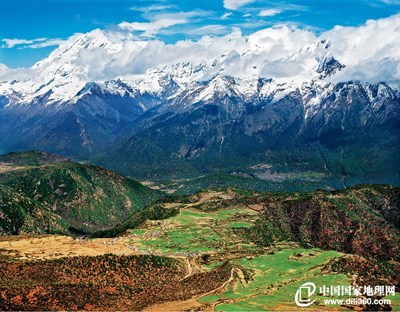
[244,184,400,261]
[1,184,399,310]
[101,80,399,185]
[0,151,160,235]
[0,22,399,187]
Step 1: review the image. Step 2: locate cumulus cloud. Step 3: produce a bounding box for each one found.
[98,29,249,78]
[248,26,316,57]
[1,14,400,85]
[322,14,400,83]
[115,14,400,83]
[0,65,37,81]
[331,58,400,83]
[0,64,9,76]
[72,25,316,81]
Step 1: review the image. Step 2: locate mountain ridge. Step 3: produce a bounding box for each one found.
[0,21,399,188]
[0,151,161,235]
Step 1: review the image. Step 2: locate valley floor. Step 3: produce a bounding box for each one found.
[1,190,399,311]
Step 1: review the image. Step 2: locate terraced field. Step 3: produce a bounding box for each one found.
[202,249,349,311]
[126,205,260,255]
[1,189,399,311]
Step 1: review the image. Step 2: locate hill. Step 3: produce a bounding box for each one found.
[1,185,400,310]
[243,184,400,261]
[0,254,232,311]
[0,151,161,235]
[85,184,400,262]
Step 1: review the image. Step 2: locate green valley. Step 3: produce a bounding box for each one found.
[1,182,399,311]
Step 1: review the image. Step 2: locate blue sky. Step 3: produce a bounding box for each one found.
[1,0,399,68]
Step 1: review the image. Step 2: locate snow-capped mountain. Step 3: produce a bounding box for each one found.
[1,19,398,109]
[0,19,399,187]
[0,25,364,106]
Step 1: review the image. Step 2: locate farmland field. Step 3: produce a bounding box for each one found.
[2,189,398,311]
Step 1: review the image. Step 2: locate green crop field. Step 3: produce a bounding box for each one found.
[1,165,399,312]
[115,189,399,311]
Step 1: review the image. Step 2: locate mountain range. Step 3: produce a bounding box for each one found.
[0,21,399,188]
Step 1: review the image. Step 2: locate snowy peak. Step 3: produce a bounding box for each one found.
[316,54,345,77]
[0,29,150,105]
[1,16,400,107]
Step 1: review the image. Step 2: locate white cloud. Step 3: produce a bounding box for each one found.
[259,9,282,17]
[129,4,176,12]
[379,0,400,4]
[2,38,34,48]
[364,0,400,8]
[188,25,233,36]
[0,65,36,81]
[74,25,316,80]
[0,63,9,76]
[2,37,64,49]
[149,10,212,21]
[121,14,399,84]
[1,14,400,85]
[27,39,65,49]
[322,14,400,83]
[331,58,400,83]
[118,10,212,38]
[221,12,233,19]
[223,0,256,10]
[118,19,187,37]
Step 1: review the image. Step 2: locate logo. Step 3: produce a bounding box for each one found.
[295,282,317,307]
